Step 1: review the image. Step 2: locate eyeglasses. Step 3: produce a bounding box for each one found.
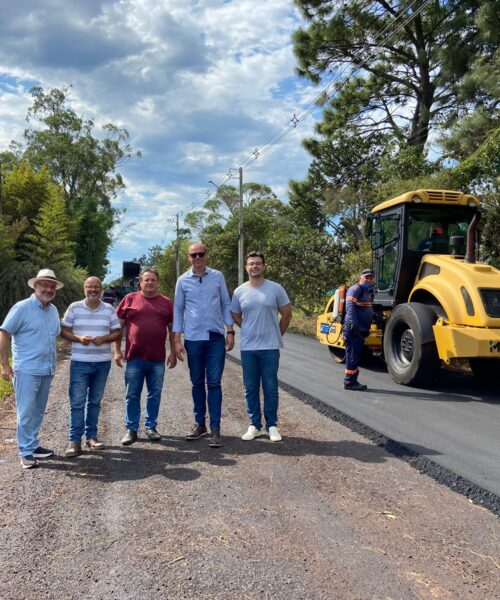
[85,286,102,290]
[189,252,206,258]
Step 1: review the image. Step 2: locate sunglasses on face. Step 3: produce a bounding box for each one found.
[189,252,206,258]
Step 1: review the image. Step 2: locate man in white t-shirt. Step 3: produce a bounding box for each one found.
[230,251,292,442]
[61,277,121,457]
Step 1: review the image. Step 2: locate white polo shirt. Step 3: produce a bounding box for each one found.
[62,300,120,362]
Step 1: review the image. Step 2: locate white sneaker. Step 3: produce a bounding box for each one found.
[268,426,282,442]
[241,425,261,441]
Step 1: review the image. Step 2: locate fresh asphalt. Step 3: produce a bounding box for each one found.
[231,333,500,498]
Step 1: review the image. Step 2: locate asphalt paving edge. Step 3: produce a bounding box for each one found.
[227,354,500,518]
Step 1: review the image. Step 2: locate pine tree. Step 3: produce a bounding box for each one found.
[24,188,76,268]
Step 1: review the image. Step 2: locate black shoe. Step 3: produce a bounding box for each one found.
[209,429,222,448]
[121,429,138,445]
[344,382,368,391]
[145,427,161,441]
[33,446,54,458]
[20,455,38,469]
[185,424,208,441]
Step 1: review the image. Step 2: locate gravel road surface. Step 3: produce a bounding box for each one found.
[0,349,499,599]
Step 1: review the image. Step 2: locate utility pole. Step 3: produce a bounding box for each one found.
[175,213,180,279]
[238,166,244,286]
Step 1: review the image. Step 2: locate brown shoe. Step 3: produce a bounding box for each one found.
[85,438,105,450]
[65,442,81,458]
[185,424,208,441]
[209,429,222,448]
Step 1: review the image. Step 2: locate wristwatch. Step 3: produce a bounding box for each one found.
[226,331,235,336]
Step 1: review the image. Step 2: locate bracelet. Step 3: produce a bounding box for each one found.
[226,331,235,336]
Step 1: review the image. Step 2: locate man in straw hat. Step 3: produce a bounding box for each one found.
[0,269,63,469]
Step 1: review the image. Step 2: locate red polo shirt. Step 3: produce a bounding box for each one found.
[116,292,173,361]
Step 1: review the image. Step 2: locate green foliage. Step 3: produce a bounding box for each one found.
[156,239,191,298]
[3,162,54,228]
[0,261,37,323]
[290,0,499,281]
[22,86,140,277]
[0,261,86,323]
[294,0,494,150]
[23,188,76,268]
[182,184,346,314]
[264,220,344,316]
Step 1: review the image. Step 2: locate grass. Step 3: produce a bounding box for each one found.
[0,377,13,401]
[288,310,317,337]
[0,357,13,401]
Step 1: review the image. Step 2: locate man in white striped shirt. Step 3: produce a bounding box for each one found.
[61,277,122,457]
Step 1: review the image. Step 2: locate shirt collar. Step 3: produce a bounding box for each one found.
[30,293,52,310]
[189,266,212,278]
[83,298,104,311]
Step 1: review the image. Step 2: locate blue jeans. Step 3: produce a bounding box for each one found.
[124,358,165,431]
[240,349,280,430]
[69,360,111,442]
[14,371,53,457]
[185,332,226,430]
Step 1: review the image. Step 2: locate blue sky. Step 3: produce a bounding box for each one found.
[0,0,322,280]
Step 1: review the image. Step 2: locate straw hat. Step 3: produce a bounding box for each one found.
[27,269,64,290]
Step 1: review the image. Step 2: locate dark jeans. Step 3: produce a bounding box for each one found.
[241,349,280,430]
[343,324,366,385]
[185,332,226,430]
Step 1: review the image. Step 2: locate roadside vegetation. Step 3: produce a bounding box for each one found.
[0,2,498,324]
[0,87,140,322]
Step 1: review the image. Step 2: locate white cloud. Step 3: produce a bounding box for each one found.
[0,0,319,277]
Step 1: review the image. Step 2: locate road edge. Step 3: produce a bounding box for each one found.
[227,354,500,518]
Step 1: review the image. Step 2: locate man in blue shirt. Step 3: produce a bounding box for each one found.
[173,243,234,448]
[343,269,375,391]
[0,269,63,469]
[230,251,292,442]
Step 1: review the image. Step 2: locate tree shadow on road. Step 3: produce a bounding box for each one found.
[38,434,391,483]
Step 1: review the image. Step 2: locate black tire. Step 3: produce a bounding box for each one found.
[328,345,346,364]
[383,303,439,386]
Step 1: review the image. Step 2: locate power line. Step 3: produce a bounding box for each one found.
[182,0,438,221]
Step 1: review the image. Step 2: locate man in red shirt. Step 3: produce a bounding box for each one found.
[114,268,176,445]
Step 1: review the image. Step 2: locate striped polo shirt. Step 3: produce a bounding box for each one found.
[62,300,121,362]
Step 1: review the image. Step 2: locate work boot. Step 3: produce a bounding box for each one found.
[344,382,368,391]
[185,424,208,441]
[145,427,162,441]
[209,429,222,448]
[65,442,81,458]
[121,429,138,446]
[84,438,105,450]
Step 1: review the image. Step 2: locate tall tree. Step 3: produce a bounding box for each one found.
[22,86,140,277]
[293,0,496,151]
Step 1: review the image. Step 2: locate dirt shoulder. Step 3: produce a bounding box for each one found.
[0,353,499,600]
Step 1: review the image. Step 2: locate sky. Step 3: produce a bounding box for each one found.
[0,0,323,280]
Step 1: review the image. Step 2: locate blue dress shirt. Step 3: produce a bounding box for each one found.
[0,295,60,375]
[173,267,233,340]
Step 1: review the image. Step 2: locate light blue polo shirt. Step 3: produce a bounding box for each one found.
[230,280,290,351]
[0,295,60,375]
